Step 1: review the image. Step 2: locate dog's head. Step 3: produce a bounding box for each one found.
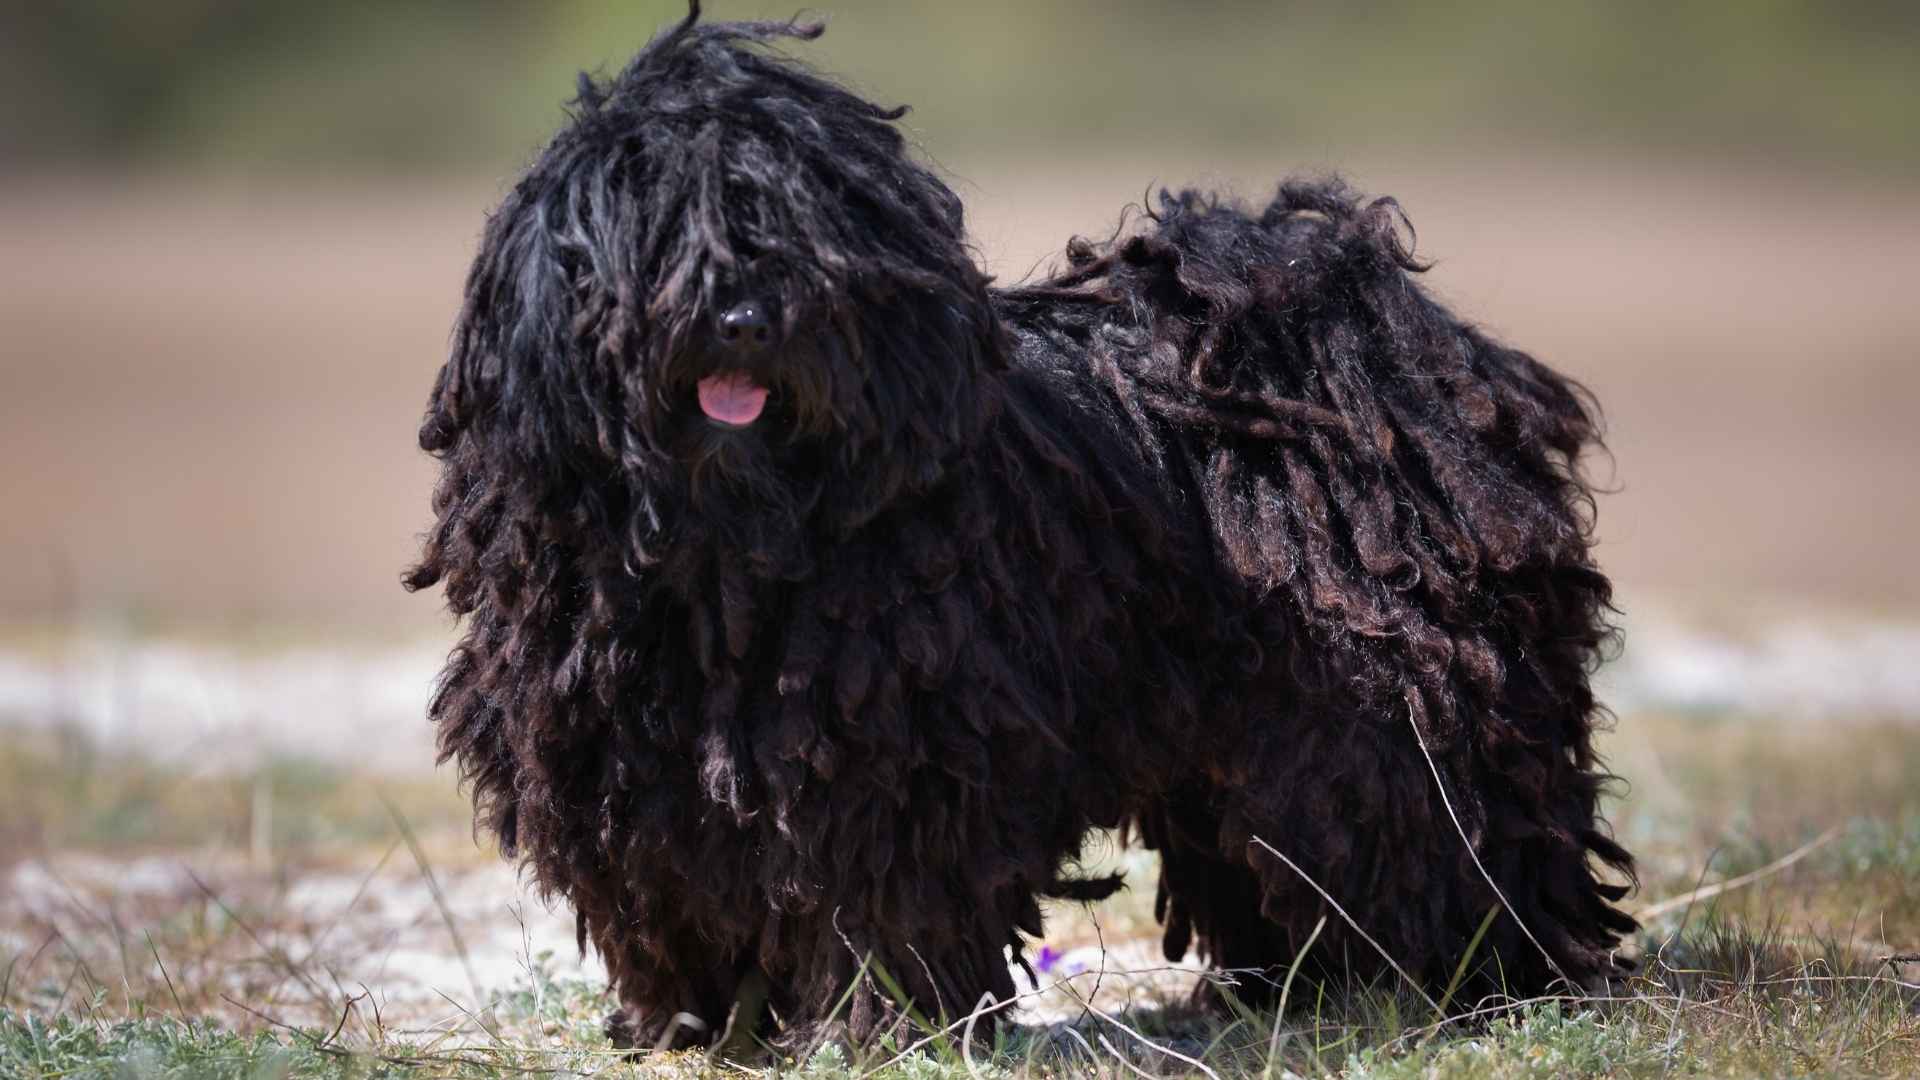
[414,4,1003,589]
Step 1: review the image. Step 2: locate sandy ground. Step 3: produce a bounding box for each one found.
[2,152,1918,635]
[0,849,1194,1028]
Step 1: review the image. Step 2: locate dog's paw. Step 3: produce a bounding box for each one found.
[604,1005,712,1053]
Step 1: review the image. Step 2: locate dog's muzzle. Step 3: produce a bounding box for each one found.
[699,299,775,426]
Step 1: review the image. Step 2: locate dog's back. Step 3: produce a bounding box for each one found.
[995,180,1636,996]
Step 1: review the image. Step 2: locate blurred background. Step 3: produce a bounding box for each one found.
[2,0,1918,1036]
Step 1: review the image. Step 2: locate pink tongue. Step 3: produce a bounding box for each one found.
[696,371,769,425]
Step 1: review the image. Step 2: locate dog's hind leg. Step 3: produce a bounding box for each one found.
[1140,786,1323,1010]
[594,919,752,1052]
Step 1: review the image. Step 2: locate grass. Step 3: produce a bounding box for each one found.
[16,2,1920,171]
[2,710,1918,1077]
[0,727,476,860]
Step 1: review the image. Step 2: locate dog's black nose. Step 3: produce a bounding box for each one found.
[716,300,773,353]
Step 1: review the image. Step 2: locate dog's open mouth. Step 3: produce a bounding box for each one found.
[696,371,769,427]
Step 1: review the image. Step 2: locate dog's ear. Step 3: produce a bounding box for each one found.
[421,179,599,463]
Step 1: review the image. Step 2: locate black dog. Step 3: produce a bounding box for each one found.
[408,4,1635,1051]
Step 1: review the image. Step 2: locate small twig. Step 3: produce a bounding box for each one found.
[433,987,506,1044]
[1381,990,1590,1050]
[382,793,483,1009]
[1659,983,1686,1078]
[860,981,1018,1077]
[1074,996,1224,1080]
[903,942,946,1023]
[1654,844,1722,971]
[224,993,591,1076]
[362,985,386,1048]
[51,926,105,1019]
[1249,835,1441,1012]
[222,994,352,1058]
[1050,1024,1100,1072]
[1636,825,1842,921]
[53,957,84,1017]
[1877,953,1920,966]
[858,960,1211,1077]
[305,838,401,958]
[322,990,367,1050]
[185,867,330,1005]
[961,991,992,1080]
[2,931,54,1003]
[144,931,188,1021]
[1080,905,1109,1027]
[1099,1033,1167,1079]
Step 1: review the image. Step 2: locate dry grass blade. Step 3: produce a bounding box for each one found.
[144,931,187,1021]
[184,867,329,1007]
[1248,834,1441,1012]
[381,791,483,1009]
[1099,1032,1167,1079]
[858,975,1027,1077]
[1074,995,1224,1080]
[1637,825,1842,921]
[1407,712,1573,990]
[1050,1024,1100,1072]
[961,990,992,1080]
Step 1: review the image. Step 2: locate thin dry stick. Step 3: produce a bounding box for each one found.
[1381,990,1602,1051]
[1758,973,1920,991]
[185,868,329,1006]
[221,994,351,1060]
[860,963,1116,1078]
[256,838,403,1009]
[2,933,41,1004]
[382,793,483,1009]
[961,991,993,1080]
[862,956,1243,1078]
[322,990,367,1051]
[1248,835,1441,1012]
[51,926,105,1019]
[1653,843,1723,973]
[903,942,947,1023]
[1078,905,1109,1027]
[306,839,402,957]
[1075,996,1225,1080]
[432,987,506,1045]
[144,931,187,1021]
[862,982,1022,1077]
[1050,1025,1101,1073]
[1099,1033,1168,1080]
[1636,825,1842,921]
[219,994,580,1077]
[1406,712,1573,990]
[1660,983,1686,1077]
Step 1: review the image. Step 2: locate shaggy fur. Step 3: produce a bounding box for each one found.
[407,4,1635,1051]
